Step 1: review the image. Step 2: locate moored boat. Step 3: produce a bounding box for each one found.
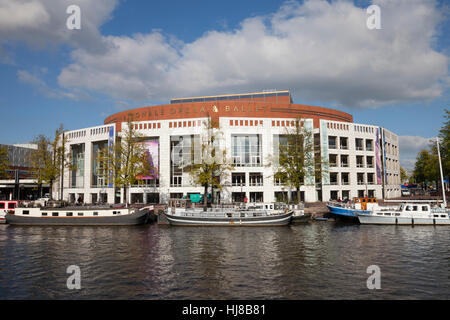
[327,197,379,221]
[357,203,450,225]
[0,200,19,224]
[161,199,294,226]
[6,204,152,226]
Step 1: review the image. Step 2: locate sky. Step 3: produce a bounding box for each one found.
[0,0,449,171]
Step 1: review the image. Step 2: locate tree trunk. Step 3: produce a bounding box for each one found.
[123,186,127,204]
[297,187,301,207]
[49,179,53,200]
[203,184,208,212]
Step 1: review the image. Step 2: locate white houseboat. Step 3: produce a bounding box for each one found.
[160,199,294,226]
[357,203,450,225]
[6,204,152,226]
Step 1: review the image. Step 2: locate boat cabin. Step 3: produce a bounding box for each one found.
[353,197,378,210]
[0,200,19,213]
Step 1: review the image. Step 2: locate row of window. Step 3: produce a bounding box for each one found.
[90,126,112,136]
[328,137,375,151]
[22,211,121,216]
[329,154,374,168]
[329,172,376,185]
[354,125,375,134]
[131,122,161,130]
[169,120,203,128]
[327,122,350,131]
[170,91,290,104]
[68,130,87,139]
[230,119,264,127]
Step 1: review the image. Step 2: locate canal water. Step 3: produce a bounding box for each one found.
[0,222,449,299]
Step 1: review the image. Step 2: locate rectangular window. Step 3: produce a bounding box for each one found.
[231,135,262,167]
[52,212,59,217]
[66,212,73,217]
[8,203,15,209]
[41,212,47,216]
[93,212,98,216]
[78,213,84,216]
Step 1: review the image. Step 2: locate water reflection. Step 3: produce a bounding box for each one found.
[0,223,449,299]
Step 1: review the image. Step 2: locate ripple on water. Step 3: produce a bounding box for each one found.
[0,223,449,299]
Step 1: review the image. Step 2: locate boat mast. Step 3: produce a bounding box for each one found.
[436,137,447,208]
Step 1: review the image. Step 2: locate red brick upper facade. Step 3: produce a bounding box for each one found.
[104,90,353,131]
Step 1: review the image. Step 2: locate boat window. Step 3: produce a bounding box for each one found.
[52,212,59,217]
[422,206,428,211]
[384,213,391,216]
[413,206,418,211]
[441,215,446,218]
[240,213,245,218]
[399,204,404,211]
[434,215,439,218]
[93,212,98,216]
[23,210,29,215]
[78,213,83,216]
[8,203,15,209]
[41,212,47,216]
[66,212,73,217]
[0,203,4,209]
[406,206,412,211]
[227,213,232,218]
[395,213,401,216]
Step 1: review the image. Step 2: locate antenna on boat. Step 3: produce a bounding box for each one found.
[436,137,447,208]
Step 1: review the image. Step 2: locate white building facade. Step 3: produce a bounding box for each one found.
[53,91,401,204]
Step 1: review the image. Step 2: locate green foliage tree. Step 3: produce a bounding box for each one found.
[0,146,9,179]
[97,118,156,204]
[269,117,322,205]
[183,117,232,210]
[438,108,450,176]
[413,147,439,188]
[29,125,70,200]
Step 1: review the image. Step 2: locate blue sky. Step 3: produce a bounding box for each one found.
[0,0,448,170]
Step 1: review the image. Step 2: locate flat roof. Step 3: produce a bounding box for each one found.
[170,90,291,104]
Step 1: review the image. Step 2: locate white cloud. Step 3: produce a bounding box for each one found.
[1,0,448,107]
[0,0,117,53]
[57,0,449,107]
[18,69,78,100]
[398,135,436,170]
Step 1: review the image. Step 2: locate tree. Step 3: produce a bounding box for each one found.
[413,147,439,189]
[0,146,9,179]
[183,117,232,210]
[269,117,321,205]
[97,118,156,204]
[438,108,450,177]
[29,125,71,200]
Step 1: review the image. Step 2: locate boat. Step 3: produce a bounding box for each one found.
[357,203,450,225]
[160,199,294,226]
[6,203,152,226]
[289,203,310,223]
[327,197,379,220]
[0,200,19,224]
